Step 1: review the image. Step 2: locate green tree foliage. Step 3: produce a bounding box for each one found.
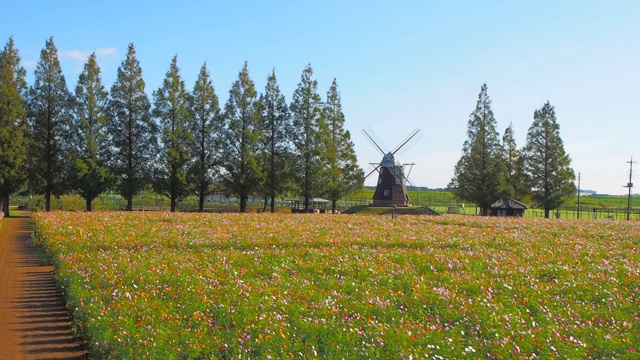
[70,52,113,211]
[27,37,72,211]
[502,122,530,201]
[219,62,261,213]
[523,101,576,218]
[0,37,28,216]
[322,79,363,213]
[449,84,506,215]
[290,64,325,210]
[107,43,157,211]
[257,69,292,213]
[188,63,221,212]
[153,56,193,212]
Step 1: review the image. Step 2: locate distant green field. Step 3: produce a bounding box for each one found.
[349,188,640,219]
[349,188,458,207]
[351,187,635,208]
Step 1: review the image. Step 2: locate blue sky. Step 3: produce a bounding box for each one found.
[3,1,640,195]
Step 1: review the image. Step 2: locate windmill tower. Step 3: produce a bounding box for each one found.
[363,129,420,207]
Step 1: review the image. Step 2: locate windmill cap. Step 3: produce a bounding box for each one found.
[380,152,400,167]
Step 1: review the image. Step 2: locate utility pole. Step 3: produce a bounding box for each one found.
[577,172,581,219]
[625,157,636,221]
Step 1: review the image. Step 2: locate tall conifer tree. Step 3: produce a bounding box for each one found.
[71,52,112,211]
[0,37,28,216]
[523,101,576,218]
[219,62,261,213]
[27,37,72,211]
[290,64,324,211]
[107,43,156,211]
[257,68,292,213]
[188,62,221,212]
[502,123,529,200]
[449,84,506,215]
[322,79,363,213]
[153,55,192,212]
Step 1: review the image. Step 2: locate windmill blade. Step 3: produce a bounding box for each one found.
[403,163,416,187]
[387,165,406,186]
[364,163,381,180]
[392,128,421,156]
[405,177,416,188]
[385,161,416,188]
[403,163,415,179]
[362,129,385,156]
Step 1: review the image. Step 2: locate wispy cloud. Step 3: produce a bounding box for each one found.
[59,48,117,63]
[57,48,117,74]
[22,48,117,74]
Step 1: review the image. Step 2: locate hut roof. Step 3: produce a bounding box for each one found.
[289,198,330,203]
[491,198,528,210]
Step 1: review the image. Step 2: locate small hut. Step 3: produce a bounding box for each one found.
[290,198,329,213]
[490,198,528,217]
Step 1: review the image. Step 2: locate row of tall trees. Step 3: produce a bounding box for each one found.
[0,36,363,216]
[450,84,576,218]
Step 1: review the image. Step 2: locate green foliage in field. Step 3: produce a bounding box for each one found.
[33,212,640,359]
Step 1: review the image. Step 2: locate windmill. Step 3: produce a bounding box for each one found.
[363,128,421,207]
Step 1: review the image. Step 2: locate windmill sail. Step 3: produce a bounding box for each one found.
[363,128,420,207]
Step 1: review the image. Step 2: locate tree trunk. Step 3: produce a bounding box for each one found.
[126,196,133,211]
[170,197,177,212]
[270,196,275,214]
[331,199,337,214]
[544,208,550,219]
[198,194,205,213]
[240,195,248,213]
[45,190,51,212]
[86,197,92,212]
[1,193,9,217]
[480,206,489,216]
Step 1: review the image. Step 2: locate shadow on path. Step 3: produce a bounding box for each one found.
[0,214,87,360]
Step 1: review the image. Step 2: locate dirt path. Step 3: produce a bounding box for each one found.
[0,214,86,359]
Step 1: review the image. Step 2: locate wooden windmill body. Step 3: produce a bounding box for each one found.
[371,152,410,206]
[363,129,420,207]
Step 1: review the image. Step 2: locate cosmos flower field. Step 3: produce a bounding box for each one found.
[32,212,640,359]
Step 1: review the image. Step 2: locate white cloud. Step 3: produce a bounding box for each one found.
[59,47,117,63]
[21,48,117,73]
[58,48,117,74]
